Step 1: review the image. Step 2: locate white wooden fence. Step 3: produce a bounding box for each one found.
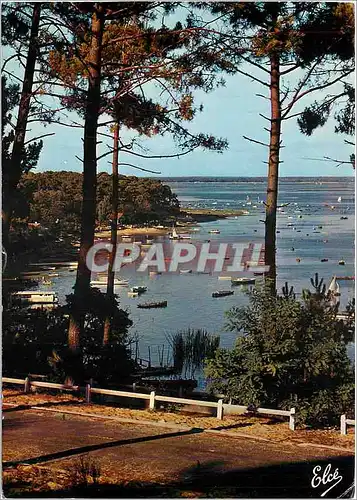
[3,376,296,429]
[340,414,355,435]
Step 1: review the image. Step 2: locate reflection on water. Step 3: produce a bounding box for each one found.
[44,178,355,365]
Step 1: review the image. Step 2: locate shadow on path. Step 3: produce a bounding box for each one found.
[3,427,204,468]
[3,456,354,498]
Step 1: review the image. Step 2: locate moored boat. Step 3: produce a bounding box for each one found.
[231,277,256,285]
[212,290,234,298]
[90,278,128,286]
[138,300,167,309]
[328,276,341,297]
[12,291,58,304]
[131,286,147,294]
[208,229,220,234]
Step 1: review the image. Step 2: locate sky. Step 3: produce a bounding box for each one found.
[3,7,354,179]
[34,70,354,178]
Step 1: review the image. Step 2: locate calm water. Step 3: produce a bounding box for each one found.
[50,177,355,365]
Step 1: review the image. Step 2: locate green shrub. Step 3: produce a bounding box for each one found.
[205,275,355,428]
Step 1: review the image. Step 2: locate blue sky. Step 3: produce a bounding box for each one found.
[35,70,354,178]
[3,28,354,178]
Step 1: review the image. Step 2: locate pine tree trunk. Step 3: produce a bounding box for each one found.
[265,51,281,292]
[68,4,105,351]
[2,2,41,250]
[103,122,120,345]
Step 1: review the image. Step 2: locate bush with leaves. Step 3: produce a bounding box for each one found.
[3,288,135,385]
[205,274,355,428]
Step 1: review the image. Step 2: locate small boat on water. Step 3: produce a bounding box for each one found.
[339,260,346,266]
[340,216,348,220]
[169,227,180,240]
[138,300,167,309]
[91,278,129,286]
[328,276,341,297]
[208,229,220,234]
[131,286,147,294]
[212,290,234,298]
[12,291,58,304]
[231,277,256,286]
[321,258,328,262]
[337,196,342,203]
[336,276,354,281]
[128,291,139,298]
[218,276,231,280]
[180,269,192,274]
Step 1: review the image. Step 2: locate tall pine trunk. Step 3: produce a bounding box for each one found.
[68,4,105,351]
[265,51,281,292]
[2,2,41,250]
[103,122,119,345]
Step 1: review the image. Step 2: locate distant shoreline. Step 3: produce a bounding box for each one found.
[95,208,245,238]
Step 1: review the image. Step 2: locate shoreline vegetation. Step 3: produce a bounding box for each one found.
[95,208,245,238]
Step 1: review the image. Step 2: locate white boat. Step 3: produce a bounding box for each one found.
[337,196,342,203]
[169,227,179,240]
[218,276,232,280]
[328,276,341,296]
[12,291,58,304]
[180,269,192,274]
[131,286,147,293]
[128,291,139,298]
[91,278,129,286]
[179,235,192,240]
[231,277,256,285]
[208,229,220,234]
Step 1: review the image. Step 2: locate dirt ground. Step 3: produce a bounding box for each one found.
[2,389,354,450]
[2,404,354,498]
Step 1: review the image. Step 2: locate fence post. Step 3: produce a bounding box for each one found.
[149,391,155,410]
[85,383,91,404]
[217,399,224,420]
[289,408,296,431]
[24,377,31,394]
[340,414,347,435]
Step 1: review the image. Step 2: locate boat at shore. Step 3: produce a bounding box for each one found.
[138,300,167,309]
[208,229,220,234]
[212,290,234,298]
[231,277,256,285]
[12,291,58,304]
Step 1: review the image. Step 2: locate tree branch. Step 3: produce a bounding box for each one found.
[243,136,269,147]
[24,133,55,145]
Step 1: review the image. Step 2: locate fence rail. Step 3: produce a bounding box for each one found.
[340,414,355,435]
[3,376,295,428]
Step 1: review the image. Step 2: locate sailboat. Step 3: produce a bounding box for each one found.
[328,276,341,297]
[169,226,179,240]
[337,196,342,203]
